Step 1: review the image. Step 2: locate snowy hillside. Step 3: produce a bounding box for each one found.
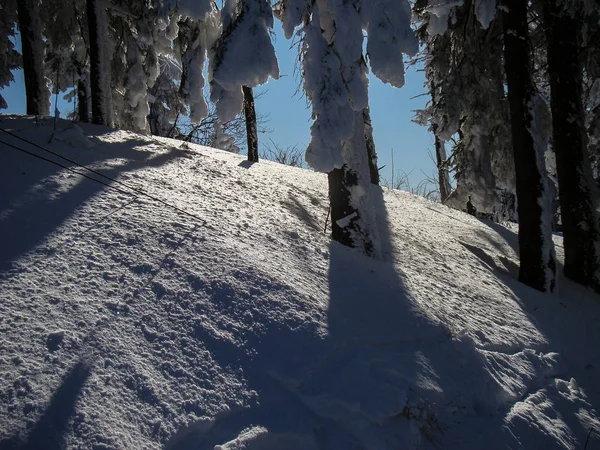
[0,115,599,450]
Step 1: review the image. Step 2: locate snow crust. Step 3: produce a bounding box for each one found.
[0,115,599,449]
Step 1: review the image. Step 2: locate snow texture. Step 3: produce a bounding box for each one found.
[0,115,599,449]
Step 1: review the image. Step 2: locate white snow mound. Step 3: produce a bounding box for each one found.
[0,115,599,449]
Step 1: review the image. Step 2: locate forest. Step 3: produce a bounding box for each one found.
[1,0,599,295]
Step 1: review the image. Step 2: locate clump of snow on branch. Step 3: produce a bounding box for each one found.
[178,15,220,124]
[301,5,355,172]
[364,0,419,88]
[426,0,464,35]
[474,0,497,29]
[210,0,279,122]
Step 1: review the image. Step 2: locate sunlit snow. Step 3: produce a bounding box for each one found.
[0,115,599,449]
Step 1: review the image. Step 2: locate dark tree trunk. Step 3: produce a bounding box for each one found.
[328,165,374,256]
[87,0,106,125]
[363,108,379,185]
[17,0,49,116]
[243,85,259,162]
[327,110,377,257]
[543,1,600,292]
[77,73,89,123]
[501,0,556,292]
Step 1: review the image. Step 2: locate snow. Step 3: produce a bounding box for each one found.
[474,0,497,29]
[209,0,280,122]
[1,115,600,449]
[426,0,464,35]
[365,0,419,88]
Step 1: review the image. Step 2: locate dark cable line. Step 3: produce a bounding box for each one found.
[1,126,148,192]
[0,135,207,225]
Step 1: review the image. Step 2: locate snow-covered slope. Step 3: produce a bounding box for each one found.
[0,115,599,449]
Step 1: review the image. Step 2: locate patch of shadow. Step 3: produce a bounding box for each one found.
[459,241,513,277]
[499,256,519,277]
[459,241,497,270]
[46,330,65,352]
[288,185,324,207]
[238,161,256,169]
[1,361,91,450]
[478,220,520,256]
[282,194,322,231]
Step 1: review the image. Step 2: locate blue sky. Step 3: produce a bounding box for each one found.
[1,21,435,188]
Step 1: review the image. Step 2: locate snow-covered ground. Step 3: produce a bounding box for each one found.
[0,115,599,449]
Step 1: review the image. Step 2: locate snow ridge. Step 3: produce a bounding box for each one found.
[0,116,599,450]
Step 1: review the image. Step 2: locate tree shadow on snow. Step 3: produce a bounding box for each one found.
[455,238,600,448]
[164,186,544,449]
[0,361,90,450]
[0,116,190,272]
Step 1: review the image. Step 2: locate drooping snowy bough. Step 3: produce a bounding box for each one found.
[278,0,418,257]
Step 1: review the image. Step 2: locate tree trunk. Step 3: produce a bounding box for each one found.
[77,71,89,123]
[243,85,258,162]
[87,0,108,125]
[363,108,379,185]
[328,110,378,257]
[16,0,49,116]
[543,1,600,292]
[501,0,556,292]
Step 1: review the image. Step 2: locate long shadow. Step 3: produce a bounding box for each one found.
[0,118,188,271]
[0,361,91,450]
[457,239,600,447]
[163,185,520,449]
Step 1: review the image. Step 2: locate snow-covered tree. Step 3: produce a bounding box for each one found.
[414,0,514,215]
[278,0,418,256]
[16,0,50,115]
[209,0,279,162]
[41,0,89,121]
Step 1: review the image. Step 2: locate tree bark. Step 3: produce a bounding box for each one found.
[87,0,108,125]
[501,0,556,292]
[243,85,259,162]
[543,1,600,292]
[77,71,89,123]
[363,108,379,185]
[327,110,378,257]
[16,0,49,116]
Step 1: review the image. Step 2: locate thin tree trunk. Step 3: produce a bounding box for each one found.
[501,0,556,292]
[543,1,600,292]
[363,108,379,185]
[243,85,258,162]
[77,71,89,123]
[17,0,49,116]
[87,0,107,125]
[433,123,451,201]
